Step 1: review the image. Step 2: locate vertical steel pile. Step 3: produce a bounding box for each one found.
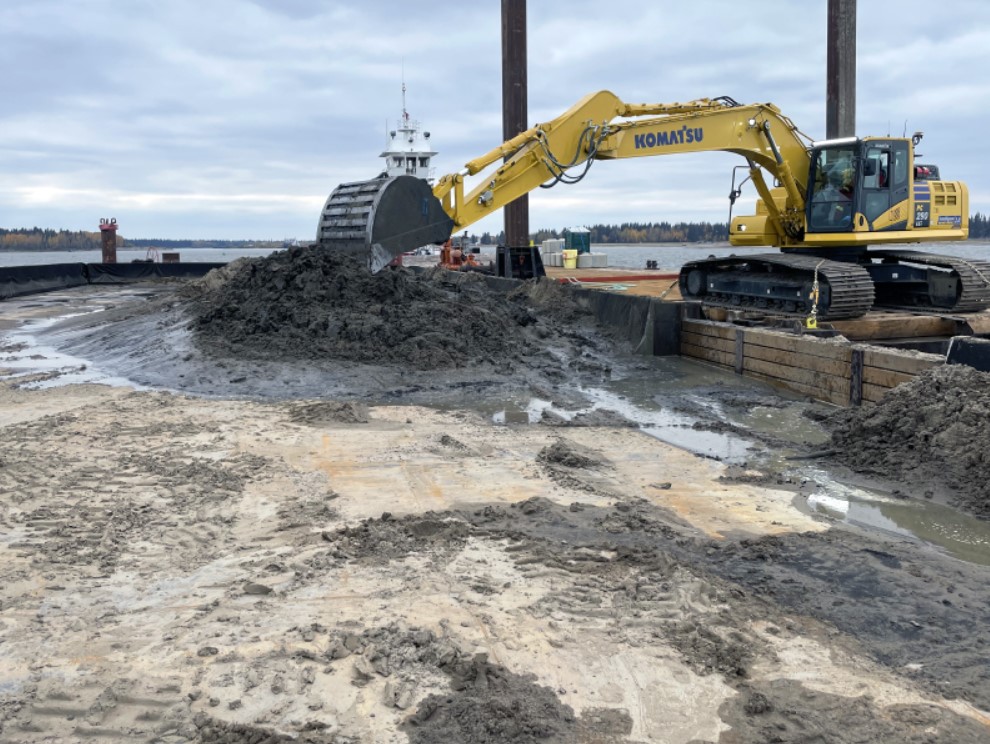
[826,0,857,138]
[501,0,529,246]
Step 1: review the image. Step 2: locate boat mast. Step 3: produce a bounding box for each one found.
[379,75,437,181]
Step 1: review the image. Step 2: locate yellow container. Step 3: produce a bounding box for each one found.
[562,249,578,269]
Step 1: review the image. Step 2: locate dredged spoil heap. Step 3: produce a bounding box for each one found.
[187,244,605,373]
[828,364,990,518]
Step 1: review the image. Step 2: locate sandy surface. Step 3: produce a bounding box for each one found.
[2,264,990,743]
[3,381,990,743]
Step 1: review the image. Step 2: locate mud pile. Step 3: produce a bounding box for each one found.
[186,245,604,371]
[404,666,580,744]
[828,364,990,517]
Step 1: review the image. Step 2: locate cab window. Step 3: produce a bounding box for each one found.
[863,147,891,222]
[808,146,856,231]
[863,149,889,189]
[892,146,909,189]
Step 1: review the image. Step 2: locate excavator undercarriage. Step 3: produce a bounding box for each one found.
[679,251,990,319]
[678,254,875,320]
[866,251,990,314]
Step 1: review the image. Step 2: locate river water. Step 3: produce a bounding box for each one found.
[0,247,278,267]
[2,240,988,270]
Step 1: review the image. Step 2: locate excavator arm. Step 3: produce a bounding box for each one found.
[435,90,812,241]
[316,90,814,271]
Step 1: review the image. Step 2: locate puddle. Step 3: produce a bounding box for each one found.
[579,385,752,463]
[491,397,555,425]
[480,362,990,568]
[485,386,754,464]
[801,469,990,566]
[733,404,830,448]
[482,358,814,464]
[1,317,144,390]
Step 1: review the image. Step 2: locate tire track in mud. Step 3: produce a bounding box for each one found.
[3,477,988,741]
[505,438,990,714]
[0,397,269,580]
[457,496,990,726]
[293,497,989,743]
[697,529,990,711]
[3,357,989,742]
[274,434,990,740]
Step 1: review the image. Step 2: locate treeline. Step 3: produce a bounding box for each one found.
[970,213,990,239]
[0,227,108,251]
[544,221,730,244]
[4,216,989,251]
[0,229,287,251]
[474,221,730,245]
[123,238,286,249]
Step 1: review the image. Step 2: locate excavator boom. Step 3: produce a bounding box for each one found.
[317,90,814,269]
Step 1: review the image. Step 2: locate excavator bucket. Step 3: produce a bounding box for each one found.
[316,175,454,273]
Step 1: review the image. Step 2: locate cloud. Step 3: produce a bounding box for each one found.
[0,0,988,239]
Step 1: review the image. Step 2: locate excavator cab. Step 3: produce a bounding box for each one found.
[806,138,912,234]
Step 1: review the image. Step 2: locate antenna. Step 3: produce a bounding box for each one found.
[902,120,908,137]
[401,60,408,123]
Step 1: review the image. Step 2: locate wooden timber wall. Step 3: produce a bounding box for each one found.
[679,318,943,406]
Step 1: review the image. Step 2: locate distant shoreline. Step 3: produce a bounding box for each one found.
[591,242,731,249]
[0,244,283,253]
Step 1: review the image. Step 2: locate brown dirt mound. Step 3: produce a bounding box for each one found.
[404,671,579,744]
[828,364,990,518]
[186,245,603,371]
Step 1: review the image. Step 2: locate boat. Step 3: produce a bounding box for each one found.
[381,83,444,265]
[379,82,436,182]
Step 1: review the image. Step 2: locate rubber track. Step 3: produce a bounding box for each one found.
[681,252,875,320]
[868,250,990,313]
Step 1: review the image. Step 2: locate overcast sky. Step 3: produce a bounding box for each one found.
[1,0,988,240]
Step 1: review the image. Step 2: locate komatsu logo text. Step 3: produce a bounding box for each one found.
[634,126,704,149]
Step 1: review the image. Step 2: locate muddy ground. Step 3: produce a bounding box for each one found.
[1,254,990,742]
[39,249,623,407]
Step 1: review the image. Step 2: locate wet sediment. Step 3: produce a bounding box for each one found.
[2,248,990,741]
[827,364,990,519]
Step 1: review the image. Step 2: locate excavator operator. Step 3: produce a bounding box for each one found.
[811,163,854,229]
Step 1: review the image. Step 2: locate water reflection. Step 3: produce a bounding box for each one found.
[805,473,990,566]
[490,383,753,464]
[1,316,142,390]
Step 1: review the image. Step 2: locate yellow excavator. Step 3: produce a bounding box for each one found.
[317,90,990,319]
